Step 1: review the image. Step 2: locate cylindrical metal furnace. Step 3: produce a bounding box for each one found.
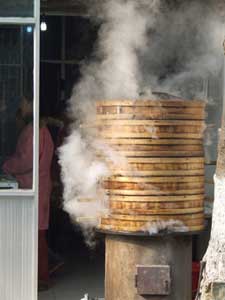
[105,233,192,300]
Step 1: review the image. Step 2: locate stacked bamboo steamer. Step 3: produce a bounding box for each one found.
[94,97,205,233]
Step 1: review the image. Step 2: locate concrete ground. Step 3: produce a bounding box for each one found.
[39,208,105,300]
[38,254,105,300]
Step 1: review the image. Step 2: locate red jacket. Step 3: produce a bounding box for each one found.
[3,124,54,230]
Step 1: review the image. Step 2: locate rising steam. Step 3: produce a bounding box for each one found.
[59,0,161,238]
[69,0,161,123]
[59,0,224,242]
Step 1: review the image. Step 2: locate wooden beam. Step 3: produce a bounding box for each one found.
[40,0,89,16]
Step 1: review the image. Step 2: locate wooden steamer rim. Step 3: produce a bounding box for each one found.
[104,150,204,157]
[108,159,205,176]
[104,144,203,151]
[111,170,205,176]
[96,113,205,121]
[99,225,205,233]
[104,178,204,184]
[109,199,203,209]
[96,99,205,107]
[119,157,204,163]
[102,138,203,145]
[103,181,204,191]
[99,144,204,158]
[94,119,205,126]
[96,100,206,121]
[108,213,204,221]
[98,132,204,139]
[105,188,204,196]
[108,194,204,203]
[106,176,204,183]
[99,215,205,233]
[109,208,204,215]
[110,201,204,215]
[88,120,205,137]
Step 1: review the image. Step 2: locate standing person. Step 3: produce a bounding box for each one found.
[2,97,54,290]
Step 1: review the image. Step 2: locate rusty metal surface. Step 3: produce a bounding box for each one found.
[105,235,192,300]
[136,265,171,296]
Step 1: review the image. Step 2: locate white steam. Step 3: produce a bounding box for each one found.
[59,0,224,241]
[69,0,161,122]
[144,220,188,235]
[59,0,161,238]
[140,1,224,98]
[58,131,109,225]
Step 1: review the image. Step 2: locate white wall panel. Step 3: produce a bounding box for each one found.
[0,197,36,300]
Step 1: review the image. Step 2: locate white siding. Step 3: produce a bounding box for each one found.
[0,197,37,300]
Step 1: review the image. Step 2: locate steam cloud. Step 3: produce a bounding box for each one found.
[144,220,188,235]
[69,0,161,123]
[140,0,224,99]
[59,0,224,242]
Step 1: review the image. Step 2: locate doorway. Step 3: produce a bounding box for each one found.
[38,15,104,300]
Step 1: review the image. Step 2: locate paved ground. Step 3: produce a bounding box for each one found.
[38,254,104,300]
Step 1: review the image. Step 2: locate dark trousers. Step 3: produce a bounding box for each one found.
[38,230,49,283]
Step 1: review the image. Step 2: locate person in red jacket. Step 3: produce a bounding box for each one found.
[2,97,54,290]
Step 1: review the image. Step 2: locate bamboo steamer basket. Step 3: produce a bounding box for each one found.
[99,138,203,157]
[96,99,205,120]
[91,120,205,139]
[106,157,204,176]
[100,214,204,233]
[94,99,205,234]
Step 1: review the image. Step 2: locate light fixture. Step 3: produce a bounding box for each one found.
[26,26,33,33]
[41,21,47,32]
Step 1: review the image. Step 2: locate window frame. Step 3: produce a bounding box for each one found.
[0,0,40,196]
